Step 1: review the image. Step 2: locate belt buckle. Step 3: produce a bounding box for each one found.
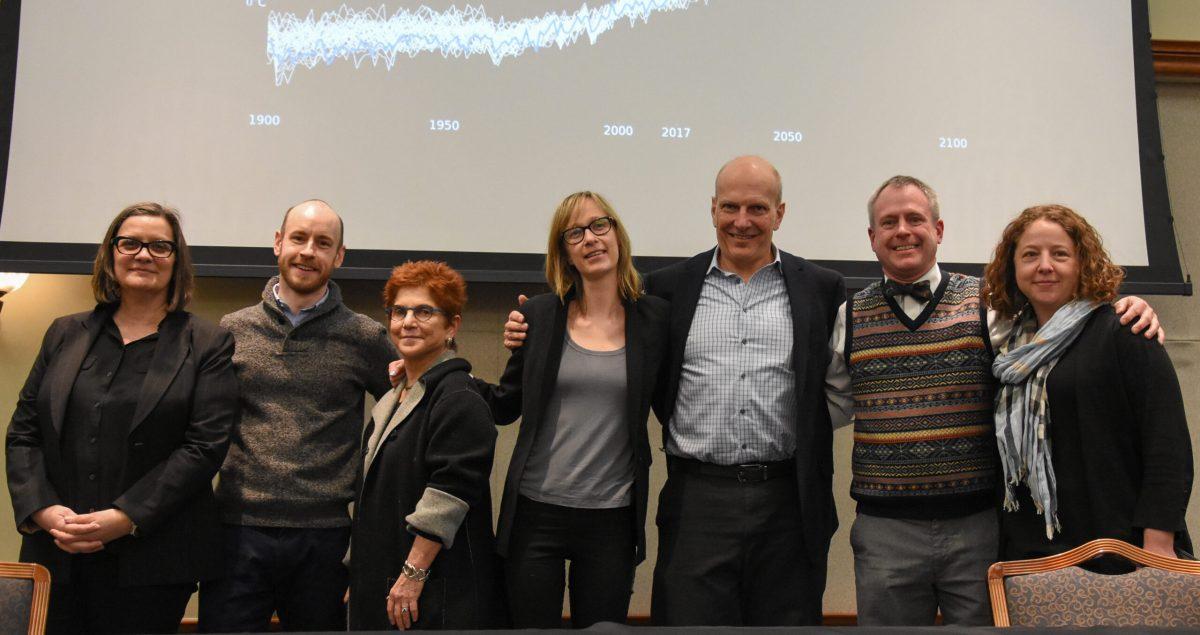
[736,463,768,483]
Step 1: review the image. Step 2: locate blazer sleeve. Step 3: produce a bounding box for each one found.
[1115,329,1193,532]
[473,303,539,425]
[405,386,497,547]
[5,319,68,529]
[643,267,668,300]
[826,270,848,334]
[113,326,239,534]
[474,351,524,426]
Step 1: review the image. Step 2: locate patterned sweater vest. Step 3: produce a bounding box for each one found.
[847,273,998,518]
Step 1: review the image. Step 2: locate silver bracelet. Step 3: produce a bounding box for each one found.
[401,561,431,582]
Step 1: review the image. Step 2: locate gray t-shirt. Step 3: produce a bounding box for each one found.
[519,333,634,508]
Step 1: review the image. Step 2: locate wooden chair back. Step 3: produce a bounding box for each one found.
[0,562,51,635]
[988,538,1200,627]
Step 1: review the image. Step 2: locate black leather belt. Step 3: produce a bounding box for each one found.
[668,457,794,483]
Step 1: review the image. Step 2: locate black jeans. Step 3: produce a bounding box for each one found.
[197,525,350,632]
[506,496,635,628]
[46,551,194,635]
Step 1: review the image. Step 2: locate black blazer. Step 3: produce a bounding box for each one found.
[1002,306,1193,559]
[480,291,670,563]
[6,307,238,586]
[643,248,846,566]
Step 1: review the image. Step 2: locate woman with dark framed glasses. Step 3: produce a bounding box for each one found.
[6,202,238,633]
[478,192,669,627]
[347,260,505,630]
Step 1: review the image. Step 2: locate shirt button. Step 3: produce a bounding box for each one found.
[741,339,747,345]
[742,308,748,313]
[89,437,97,444]
[740,373,746,379]
[94,403,101,409]
[739,409,746,415]
[88,473,97,481]
[106,372,113,378]
[741,444,748,450]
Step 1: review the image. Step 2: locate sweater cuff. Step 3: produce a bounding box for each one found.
[405,487,468,549]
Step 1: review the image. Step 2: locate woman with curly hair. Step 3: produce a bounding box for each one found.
[983,204,1192,561]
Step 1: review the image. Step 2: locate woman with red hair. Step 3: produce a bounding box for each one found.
[984,204,1192,562]
[347,260,505,630]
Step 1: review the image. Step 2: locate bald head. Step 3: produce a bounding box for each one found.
[715,155,783,204]
[710,155,786,279]
[281,199,344,248]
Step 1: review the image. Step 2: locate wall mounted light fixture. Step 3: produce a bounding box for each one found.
[0,272,30,315]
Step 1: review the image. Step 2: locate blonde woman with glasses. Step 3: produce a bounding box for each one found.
[479,192,669,627]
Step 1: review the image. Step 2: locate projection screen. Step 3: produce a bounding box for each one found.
[0,0,1187,291]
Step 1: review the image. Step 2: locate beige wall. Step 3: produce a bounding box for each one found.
[4,5,1200,619]
[1150,0,1200,40]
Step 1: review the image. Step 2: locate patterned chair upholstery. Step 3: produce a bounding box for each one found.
[0,562,50,635]
[988,538,1200,627]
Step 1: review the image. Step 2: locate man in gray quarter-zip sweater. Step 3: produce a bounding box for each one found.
[198,200,395,633]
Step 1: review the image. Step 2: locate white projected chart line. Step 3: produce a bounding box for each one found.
[267,1,708,85]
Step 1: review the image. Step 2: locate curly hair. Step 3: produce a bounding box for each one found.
[983,204,1124,317]
[382,259,467,320]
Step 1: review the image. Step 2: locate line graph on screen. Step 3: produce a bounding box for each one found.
[267,0,709,85]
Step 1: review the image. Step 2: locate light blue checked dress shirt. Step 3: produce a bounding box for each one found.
[666,248,796,465]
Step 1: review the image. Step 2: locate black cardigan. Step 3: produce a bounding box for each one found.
[1001,306,1194,560]
[349,357,505,629]
[479,291,669,563]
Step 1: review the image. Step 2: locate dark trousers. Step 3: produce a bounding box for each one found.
[506,496,636,628]
[46,551,194,635]
[198,524,350,633]
[651,460,824,626]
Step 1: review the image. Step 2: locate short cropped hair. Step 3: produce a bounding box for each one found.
[281,199,345,247]
[382,259,468,320]
[714,156,783,204]
[544,191,642,306]
[983,204,1124,317]
[867,175,940,226]
[92,202,193,311]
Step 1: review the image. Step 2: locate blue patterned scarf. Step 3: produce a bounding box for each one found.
[992,300,1100,539]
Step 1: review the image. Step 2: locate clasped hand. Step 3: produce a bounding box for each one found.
[32,505,134,554]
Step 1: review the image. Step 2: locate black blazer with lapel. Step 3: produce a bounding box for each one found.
[479,291,669,563]
[642,248,846,566]
[6,307,239,586]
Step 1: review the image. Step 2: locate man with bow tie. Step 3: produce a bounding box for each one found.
[825,176,1162,626]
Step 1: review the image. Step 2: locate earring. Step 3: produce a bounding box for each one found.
[446,336,455,347]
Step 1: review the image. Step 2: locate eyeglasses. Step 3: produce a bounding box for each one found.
[112,236,177,259]
[385,304,447,323]
[561,216,615,245]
